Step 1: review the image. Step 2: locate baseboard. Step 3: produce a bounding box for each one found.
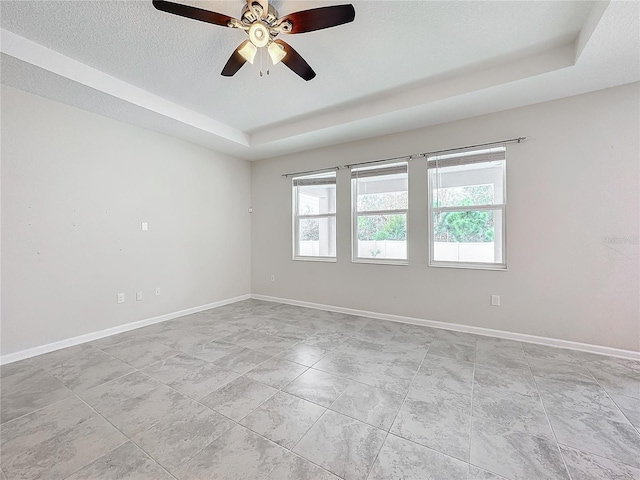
[251,294,640,361]
[0,294,251,365]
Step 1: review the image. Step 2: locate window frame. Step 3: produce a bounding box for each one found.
[427,150,507,270]
[292,172,337,262]
[351,162,409,265]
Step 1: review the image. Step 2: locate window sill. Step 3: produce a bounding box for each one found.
[352,258,408,266]
[293,256,337,263]
[429,262,507,271]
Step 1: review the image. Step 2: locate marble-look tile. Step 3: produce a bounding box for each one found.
[472,389,554,440]
[613,394,640,430]
[146,329,214,352]
[221,328,270,347]
[181,340,244,363]
[368,433,468,480]
[536,377,631,424]
[2,415,126,480]
[102,337,178,369]
[213,347,271,374]
[588,363,640,400]
[303,331,351,350]
[279,344,329,367]
[0,366,71,423]
[31,344,92,369]
[433,329,478,346]
[352,360,417,396]
[470,416,570,480]
[88,330,142,350]
[391,396,470,461]
[174,425,287,480]
[293,410,386,480]
[473,363,538,398]
[528,357,596,384]
[560,444,640,480]
[143,354,239,399]
[389,326,434,349]
[200,375,277,421]
[66,442,173,479]
[546,411,640,468]
[427,339,476,363]
[313,351,365,379]
[78,371,160,406]
[240,392,325,449]
[330,381,403,430]
[245,357,308,389]
[169,365,238,400]
[0,359,35,378]
[284,368,351,407]
[272,323,317,341]
[475,350,529,369]
[408,354,473,400]
[475,337,523,353]
[0,396,94,464]
[142,353,209,383]
[351,320,399,344]
[468,465,509,479]
[133,402,234,473]
[245,334,300,356]
[266,453,340,480]
[34,344,135,392]
[91,384,196,437]
[522,343,582,364]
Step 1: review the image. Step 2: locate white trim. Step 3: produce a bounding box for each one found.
[0,29,249,147]
[251,294,640,361]
[0,294,250,365]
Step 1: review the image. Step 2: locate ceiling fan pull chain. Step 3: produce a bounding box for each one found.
[259,47,264,77]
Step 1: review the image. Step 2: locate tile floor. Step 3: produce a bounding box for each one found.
[1,299,639,479]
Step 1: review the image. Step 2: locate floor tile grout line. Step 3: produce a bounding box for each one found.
[67,385,180,479]
[362,344,433,480]
[582,362,640,434]
[554,440,640,472]
[523,349,574,480]
[466,356,477,478]
[525,351,640,469]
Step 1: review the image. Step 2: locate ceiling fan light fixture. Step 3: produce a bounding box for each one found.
[238,41,258,63]
[267,41,286,65]
[248,23,269,48]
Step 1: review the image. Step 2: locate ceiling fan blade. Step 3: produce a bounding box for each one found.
[221,41,250,77]
[274,40,316,81]
[279,5,355,34]
[152,0,236,27]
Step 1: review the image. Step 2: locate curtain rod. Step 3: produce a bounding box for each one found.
[281,137,526,178]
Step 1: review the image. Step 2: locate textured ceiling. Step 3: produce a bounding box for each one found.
[1,1,639,160]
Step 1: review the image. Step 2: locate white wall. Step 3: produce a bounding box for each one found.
[251,82,640,352]
[1,85,251,356]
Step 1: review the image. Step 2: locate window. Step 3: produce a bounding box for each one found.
[352,162,408,263]
[292,171,336,260]
[428,147,506,269]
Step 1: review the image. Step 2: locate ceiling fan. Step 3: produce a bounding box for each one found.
[152,0,355,81]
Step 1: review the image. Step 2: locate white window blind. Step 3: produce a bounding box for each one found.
[292,171,337,261]
[351,161,409,263]
[428,146,507,269]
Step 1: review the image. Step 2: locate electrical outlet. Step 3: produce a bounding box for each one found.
[136,291,143,301]
[117,293,125,304]
[155,287,161,296]
[141,222,148,231]
[270,274,275,282]
[491,295,501,306]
